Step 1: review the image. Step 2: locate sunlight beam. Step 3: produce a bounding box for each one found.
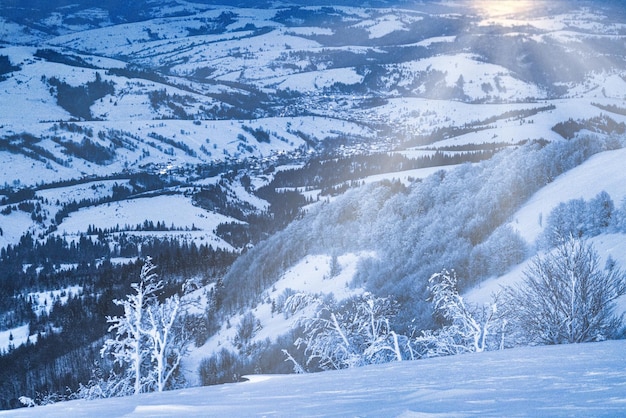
[473,0,538,20]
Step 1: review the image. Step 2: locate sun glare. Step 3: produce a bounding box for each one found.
[473,0,538,20]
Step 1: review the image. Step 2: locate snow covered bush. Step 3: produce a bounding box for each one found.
[198,331,306,385]
[416,270,503,357]
[18,396,35,408]
[234,312,261,349]
[198,348,244,386]
[294,293,405,370]
[504,238,626,345]
[71,365,126,401]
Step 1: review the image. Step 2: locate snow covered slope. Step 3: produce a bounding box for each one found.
[1,1,626,410]
[4,340,626,417]
[509,147,626,245]
[466,145,626,306]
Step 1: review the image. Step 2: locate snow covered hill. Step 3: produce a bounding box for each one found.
[508,147,626,245]
[464,146,626,308]
[4,340,626,417]
[1,0,625,251]
[2,0,626,411]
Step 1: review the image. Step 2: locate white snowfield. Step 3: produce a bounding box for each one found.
[3,340,625,417]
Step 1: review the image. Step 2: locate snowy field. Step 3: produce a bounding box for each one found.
[3,340,625,417]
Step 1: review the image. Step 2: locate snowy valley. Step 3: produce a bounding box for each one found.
[1,0,626,414]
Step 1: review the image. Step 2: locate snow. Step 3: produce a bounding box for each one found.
[0,20,44,45]
[0,285,83,353]
[363,98,553,139]
[361,165,460,187]
[0,52,72,124]
[474,3,592,31]
[395,54,545,101]
[414,35,456,47]
[353,13,423,39]
[0,325,33,354]
[266,252,369,302]
[183,252,372,386]
[273,67,364,92]
[4,340,626,417]
[2,2,626,414]
[466,233,626,314]
[284,27,333,37]
[0,210,33,251]
[28,285,83,317]
[57,194,237,250]
[452,140,626,337]
[36,180,131,204]
[509,147,626,245]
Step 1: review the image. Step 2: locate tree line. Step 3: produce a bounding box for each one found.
[45,73,115,121]
[268,150,497,193]
[203,235,626,385]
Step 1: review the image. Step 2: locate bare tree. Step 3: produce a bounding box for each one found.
[100,257,192,396]
[101,257,162,396]
[505,237,626,345]
[293,293,403,370]
[417,269,501,357]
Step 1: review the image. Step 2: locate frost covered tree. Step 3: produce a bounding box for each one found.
[293,293,404,370]
[145,293,190,392]
[100,257,191,396]
[356,294,404,365]
[469,225,528,279]
[101,257,162,396]
[617,198,626,232]
[417,269,501,357]
[505,237,626,344]
[543,191,618,247]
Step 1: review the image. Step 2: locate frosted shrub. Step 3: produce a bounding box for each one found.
[416,270,503,357]
[100,257,191,396]
[295,293,405,370]
[505,238,626,345]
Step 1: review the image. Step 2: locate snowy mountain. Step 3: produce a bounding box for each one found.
[1,0,626,411]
